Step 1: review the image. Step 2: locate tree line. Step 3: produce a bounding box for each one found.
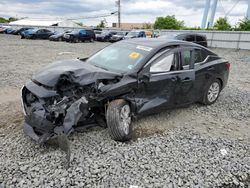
[0,17,18,23]
[153,15,250,31]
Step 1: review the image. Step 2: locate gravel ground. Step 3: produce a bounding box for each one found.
[0,35,249,187]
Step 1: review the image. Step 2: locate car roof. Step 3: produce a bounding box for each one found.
[176,33,206,37]
[120,38,203,48]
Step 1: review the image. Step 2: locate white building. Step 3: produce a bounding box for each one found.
[9,19,81,27]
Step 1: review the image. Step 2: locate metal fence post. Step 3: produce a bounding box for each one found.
[236,32,242,50]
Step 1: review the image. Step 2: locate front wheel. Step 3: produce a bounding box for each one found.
[201,79,221,105]
[106,99,132,142]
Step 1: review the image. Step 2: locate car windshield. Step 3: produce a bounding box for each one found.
[116,32,125,35]
[70,30,79,34]
[86,43,151,73]
[30,29,38,32]
[101,31,109,35]
[94,31,102,34]
[127,31,139,37]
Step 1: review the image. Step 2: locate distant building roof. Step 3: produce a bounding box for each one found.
[112,22,152,29]
[9,19,81,27]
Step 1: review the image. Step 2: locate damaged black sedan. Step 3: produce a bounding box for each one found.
[21,39,230,143]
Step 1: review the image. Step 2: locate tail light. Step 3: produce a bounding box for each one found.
[226,63,230,70]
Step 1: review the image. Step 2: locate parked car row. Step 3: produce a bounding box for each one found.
[0,26,208,47]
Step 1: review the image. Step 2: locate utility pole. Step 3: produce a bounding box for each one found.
[118,0,121,28]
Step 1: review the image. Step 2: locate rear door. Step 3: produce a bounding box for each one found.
[79,29,87,40]
[36,29,43,38]
[43,29,52,38]
[174,47,196,104]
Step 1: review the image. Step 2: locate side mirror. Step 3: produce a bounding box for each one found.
[139,72,150,83]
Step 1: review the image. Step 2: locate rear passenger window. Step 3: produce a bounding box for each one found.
[182,50,192,67]
[196,35,204,42]
[80,30,86,35]
[185,35,195,42]
[176,35,185,40]
[194,49,207,63]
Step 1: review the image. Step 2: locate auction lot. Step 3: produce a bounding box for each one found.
[0,35,249,187]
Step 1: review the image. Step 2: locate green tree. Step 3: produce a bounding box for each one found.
[142,23,152,29]
[97,20,106,28]
[214,17,231,30]
[0,17,9,23]
[0,17,18,23]
[8,17,18,22]
[153,15,184,30]
[238,18,250,31]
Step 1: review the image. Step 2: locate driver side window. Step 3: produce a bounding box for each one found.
[150,53,176,73]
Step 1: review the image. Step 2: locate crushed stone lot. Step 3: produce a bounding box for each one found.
[0,35,249,187]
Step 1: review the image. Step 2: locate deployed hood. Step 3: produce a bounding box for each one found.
[32,59,121,87]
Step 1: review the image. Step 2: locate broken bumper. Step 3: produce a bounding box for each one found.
[21,81,90,143]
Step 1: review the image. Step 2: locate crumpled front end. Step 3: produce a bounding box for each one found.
[21,80,95,143]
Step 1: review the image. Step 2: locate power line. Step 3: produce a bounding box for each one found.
[219,0,226,15]
[66,11,118,20]
[225,0,241,17]
[17,11,118,21]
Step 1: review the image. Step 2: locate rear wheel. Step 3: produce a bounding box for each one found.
[73,37,79,43]
[106,99,132,142]
[201,79,221,105]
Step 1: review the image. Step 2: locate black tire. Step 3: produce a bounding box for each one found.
[201,79,221,105]
[74,37,80,43]
[106,99,132,142]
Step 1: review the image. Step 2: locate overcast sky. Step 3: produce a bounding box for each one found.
[0,0,248,27]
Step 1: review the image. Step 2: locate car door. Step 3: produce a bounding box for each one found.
[43,29,51,38]
[79,29,86,40]
[174,47,196,104]
[39,29,47,39]
[36,29,43,38]
[192,48,210,101]
[136,48,195,115]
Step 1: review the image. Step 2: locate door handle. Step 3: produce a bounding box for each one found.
[182,77,191,82]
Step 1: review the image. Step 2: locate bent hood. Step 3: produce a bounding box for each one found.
[32,59,121,87]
